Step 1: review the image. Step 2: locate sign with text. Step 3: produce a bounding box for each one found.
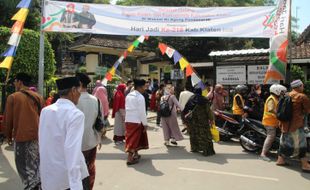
[171,69,184,80]
[216,66,246,85]
[43,1,276,38]
[248,65,279,84]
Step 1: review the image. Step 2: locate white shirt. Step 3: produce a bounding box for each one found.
[39,98,89,190]
[125,90,148,126]
[77,92,101,151]
[179,90,194,109]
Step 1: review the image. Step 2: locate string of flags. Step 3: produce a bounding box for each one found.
[102,35,149,85]
[0,0,32,81]
[158,43,206,90]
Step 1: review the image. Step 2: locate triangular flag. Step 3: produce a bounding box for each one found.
[185,65,193,77]
[179,57,189,71]
[118,56,125,63]
[197,81,206,90]
[137,36,145,43]
[165,47,175,58]
[109,67,116,75]
[133,40,140,48]
[114,61,120,69]
[127,45,134,52]
[11,21,24,34]
[1,46,17,57]
[191,72,201,87]
[101,78,108,86]
[145,36,149,40]
[173,51,182,64]
[12,8,29,22]
[158,43,167,55]
[8,33,21,46]
[17,0,32,8]
[123,51,128,58]
[0,57,14,69]
[105,72,112,81]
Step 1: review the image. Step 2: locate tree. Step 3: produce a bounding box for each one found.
[0,27,56,82]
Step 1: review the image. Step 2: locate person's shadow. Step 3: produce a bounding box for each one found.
[127,157,164,176]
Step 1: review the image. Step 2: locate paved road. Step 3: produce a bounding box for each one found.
[1,113,309,190]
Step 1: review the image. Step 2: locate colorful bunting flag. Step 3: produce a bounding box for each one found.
[133,40,140,48]
[8,33,21,46]
[197,81,206,90]
[105,72,113,81]
[173,51,182,64]
[158,43,167,55]
[185,64,193,77]
[109,67,116,75]
[1,46,17,57]
[11,21,24,34]
[191,72,201,87]
[123,51,128,58]
[127,45,135,52]
[118,56,125,63]
[17,0,32,9]
[114,61,120,68]
[179,57,189,71]
[11,8,29,22]
[102,78,108,86]
[137,36,145,43]
[145,36,149,40]
[165,47,175,58]
[0,57,14,69]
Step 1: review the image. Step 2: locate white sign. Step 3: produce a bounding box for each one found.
[43,1,276,38]
[216,66,246,85]
[248,65,279,84]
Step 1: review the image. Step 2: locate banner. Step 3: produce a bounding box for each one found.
[216,66,246,85]
[43,0,276,38]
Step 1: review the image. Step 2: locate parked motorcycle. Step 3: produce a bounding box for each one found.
[213,109,241,141]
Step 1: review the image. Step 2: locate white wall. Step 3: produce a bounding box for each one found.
[86,54,98,73]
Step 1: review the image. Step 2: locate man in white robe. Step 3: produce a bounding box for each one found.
[39,77,89,190]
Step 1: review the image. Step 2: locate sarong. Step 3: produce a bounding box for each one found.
[278,128,307,158]
[83,147,97,190]
[14,140,41,190]
[125,122,149,153]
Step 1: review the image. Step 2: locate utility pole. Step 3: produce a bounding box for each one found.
[38,0,45,95]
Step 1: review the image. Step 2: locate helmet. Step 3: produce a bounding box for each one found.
[235,85,248,95]
[269,84,287,96]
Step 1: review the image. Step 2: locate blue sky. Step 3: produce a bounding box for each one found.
[292,0,310,33]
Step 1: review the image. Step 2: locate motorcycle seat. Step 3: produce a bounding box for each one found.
[248,118,265,129]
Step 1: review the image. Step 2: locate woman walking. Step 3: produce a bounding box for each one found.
[183,87,215,156]
[112,84,126,144]
[160,84,183,146]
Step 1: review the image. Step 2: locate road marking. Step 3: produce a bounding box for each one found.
[178,167,279,182]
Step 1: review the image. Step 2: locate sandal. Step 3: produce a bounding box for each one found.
[133,154,141,160]
[126,159,139,165]
[276,162,289,166]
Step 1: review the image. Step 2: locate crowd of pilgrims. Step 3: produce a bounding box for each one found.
[2,72,310,190]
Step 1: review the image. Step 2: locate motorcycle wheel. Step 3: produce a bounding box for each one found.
[219,134,231,141]
[240,130,261,152]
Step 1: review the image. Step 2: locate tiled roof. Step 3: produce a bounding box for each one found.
[296,25,310,45]
[289,41,310,59]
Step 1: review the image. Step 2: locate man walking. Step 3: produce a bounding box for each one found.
[125,79,149,165]
[39,77,89,190]
[4,73,44,190]
[76,73,102,190]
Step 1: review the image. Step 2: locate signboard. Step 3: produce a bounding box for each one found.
[248,65,279,84]
[95,66,107,75]
[43,1,276,38]
[216,66,246,85]
[171,69,184,80]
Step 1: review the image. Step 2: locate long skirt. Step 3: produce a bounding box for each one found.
[113,110,125,142]
[82,147,97,190]
[125,122,149,153]
[278,128,307,158]
[161,114,184,141]
[14,140,41,190]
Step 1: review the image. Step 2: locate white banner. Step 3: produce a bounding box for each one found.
[43,1,276,37]
[248,65,279,84]
[216,66,246,85]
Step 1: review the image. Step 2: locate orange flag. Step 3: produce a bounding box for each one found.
[158,43,167,55]
[105,72,113,81]
[186,65,193,77]
[11,21,24,34]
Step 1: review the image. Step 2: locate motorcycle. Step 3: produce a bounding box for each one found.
[213,109,241,141]
[239,117,310,153]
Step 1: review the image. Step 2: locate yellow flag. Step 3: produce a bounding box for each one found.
[109,67,116,75]
[179,57,189,71]
[12,8,29,22]
[0,57,14,69]
[127,45,135,52]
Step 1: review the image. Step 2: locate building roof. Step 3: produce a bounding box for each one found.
[296,25,310,45]
[209,49,269,57]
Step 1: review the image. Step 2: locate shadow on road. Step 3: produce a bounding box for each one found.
[127,158,164,176]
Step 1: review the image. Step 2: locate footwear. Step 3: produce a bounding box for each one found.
[302,169,310,173]
[259,156,271,162]
[181,128,187,133]
[170,140,177,145]
[276,162,289,166]
[133,153,141,160]
[164,141,169,146]
[126,159,139,165]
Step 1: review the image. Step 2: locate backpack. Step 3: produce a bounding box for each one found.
[276,95,293,122]
[159,95,174,117]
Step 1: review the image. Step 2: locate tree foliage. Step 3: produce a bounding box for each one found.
[0,27,56,82]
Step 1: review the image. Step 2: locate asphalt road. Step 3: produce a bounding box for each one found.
[1,115,309,190]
